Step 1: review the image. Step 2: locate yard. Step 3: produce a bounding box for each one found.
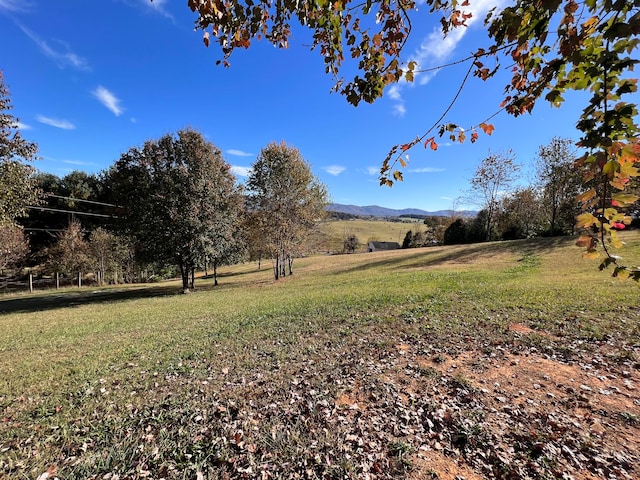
[1,234,639,479]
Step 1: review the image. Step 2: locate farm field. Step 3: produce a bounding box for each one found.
[317,218,424,253]
[1,233,640,479]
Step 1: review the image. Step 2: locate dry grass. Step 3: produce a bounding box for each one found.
[1,232,640,479]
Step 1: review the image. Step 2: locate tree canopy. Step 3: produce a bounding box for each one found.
[0,71,40,226]
[186,0,639,277]
[246,142,328,280]
[108,129,244,292]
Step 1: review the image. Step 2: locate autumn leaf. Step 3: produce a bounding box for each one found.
[479,122,495,135]
[582,251,600,260]
[576,212,597,228]
[611,192,639,206]
[575,235,593,248]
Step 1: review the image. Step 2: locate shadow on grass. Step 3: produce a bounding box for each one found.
[336,236,574,274]
[0,283,185,315]
[0,267,267,315]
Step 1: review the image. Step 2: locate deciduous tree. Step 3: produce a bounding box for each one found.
[0,71,40,226]
[0,223,29,272]
[246,142,328,280]
[108,129,244,292]
[535,137,583,236]
[469,151,520,241]
[47,219,91,278]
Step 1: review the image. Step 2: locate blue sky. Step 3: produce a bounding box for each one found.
[1,0,596,211]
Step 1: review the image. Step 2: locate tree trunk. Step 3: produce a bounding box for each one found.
[273,255,279,280]
[288,255,294,275]
[180,263,190,293]
[190,267,195,290]
[213,258,219,286]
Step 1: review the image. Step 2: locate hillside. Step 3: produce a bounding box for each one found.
[2,234,640,479]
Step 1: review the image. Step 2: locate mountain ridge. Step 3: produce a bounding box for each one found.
[327,203,476,218]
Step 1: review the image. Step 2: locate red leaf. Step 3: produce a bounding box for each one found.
[401,143,411,151]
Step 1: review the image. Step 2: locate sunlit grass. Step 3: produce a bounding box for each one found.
[1,232,640,478]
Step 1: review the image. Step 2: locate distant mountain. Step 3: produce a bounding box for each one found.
[326,203,476,218]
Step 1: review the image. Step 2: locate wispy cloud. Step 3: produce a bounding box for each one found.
[92,86,124,116]
[14,121,31,130]
[231,165,252,177]
[392,103,406,118]
[226,149,254,157]
[0,0,32,12]
[36,115,75,130]
[17,23,90,71]
[146,0,173,19]
[323,165,346,176]
[407,167,445,173]
[62,159,99,167]
[388,0,506,113]
[366,167,379,176]
[440,196,453,201]
[122,0,173,20]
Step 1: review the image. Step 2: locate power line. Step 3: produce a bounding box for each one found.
[45,193,121,208]
[26,205,118,219]
[23,227,66,232]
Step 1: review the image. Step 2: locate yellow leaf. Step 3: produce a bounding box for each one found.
[576,188,596,204]
[609,231,624,249]
[611,192,639,206]
[576,212,597,228]
[582,251,600,260]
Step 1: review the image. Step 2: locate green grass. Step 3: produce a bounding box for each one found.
[2,233,640,478]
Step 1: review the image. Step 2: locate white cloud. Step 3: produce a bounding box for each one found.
[388,0,506,111]
[36,115,75,130]
[323,165,346,176]
[231,165,252,177]
[226,149,254,157]
[392,103,406,117]
[366,167,379,176]
[14,121,31,130]
[440,196,453,201]
[387,85,402,101]
[92,86,124,116]
[18,23,90,71]
[408,167,445,173]
[132,0,174,20]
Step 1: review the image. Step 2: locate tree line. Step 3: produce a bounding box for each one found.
[1,74,327,292]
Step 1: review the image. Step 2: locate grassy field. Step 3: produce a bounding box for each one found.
[1,234,640,479]
[317,218,425,252]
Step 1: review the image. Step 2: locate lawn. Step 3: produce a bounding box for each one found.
[1,234,639,479]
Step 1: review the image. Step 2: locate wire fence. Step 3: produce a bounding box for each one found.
[0,273,98,293]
